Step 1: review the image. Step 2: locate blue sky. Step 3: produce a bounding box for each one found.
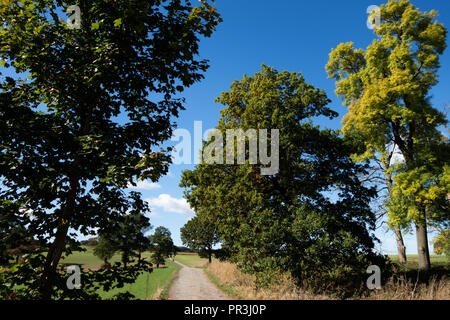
[138,0,450,254]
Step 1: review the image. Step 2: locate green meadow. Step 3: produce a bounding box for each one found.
[388,254,449,270]
[173,252,211,268]
[61,247,181,299]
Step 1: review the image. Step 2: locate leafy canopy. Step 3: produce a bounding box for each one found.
[181,65,386,296]
[180,214,219,261]
[0,0,220,299]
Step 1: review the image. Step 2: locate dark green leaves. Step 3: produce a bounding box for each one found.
[181,65,385,296]
[0,0,220,299]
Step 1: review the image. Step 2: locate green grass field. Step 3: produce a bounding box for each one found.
[61,246,154,270]
[174,252,211,268]
[97,260,181,299]
[388,254,449,269]
[61,247,181,299]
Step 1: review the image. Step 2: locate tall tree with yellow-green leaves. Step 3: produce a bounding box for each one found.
[326,0,448,270]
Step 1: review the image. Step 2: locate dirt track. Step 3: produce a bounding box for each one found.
[168,260,231,300]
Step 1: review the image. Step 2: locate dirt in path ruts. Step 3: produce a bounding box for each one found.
[168,260,231,300]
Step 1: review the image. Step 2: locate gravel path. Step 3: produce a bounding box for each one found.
[168,260,231,300]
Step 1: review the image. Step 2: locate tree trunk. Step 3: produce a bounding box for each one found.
[39,92,93,299]
[123,256,128,269]
[207,247,212,263]
[392,120,432,269]
[393,225,407,264]
[40,224,70,299]
[416,220,431,270]
[383,155,407,264]
[39,167,81,298]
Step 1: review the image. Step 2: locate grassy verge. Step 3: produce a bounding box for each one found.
[204,267,241,299]
[204,260,331,300]
[159,263,181,300]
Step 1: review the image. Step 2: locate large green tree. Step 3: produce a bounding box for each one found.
[326,0,448,270]
[181,65,386,296]
[148,226,176,268]
[103,208,152,268]
[0,0,220,299]
[180,214,219,263]
[93,236,116,266]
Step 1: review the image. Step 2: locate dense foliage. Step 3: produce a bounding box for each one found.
[181,65,388,296]
[0,0,220,299]
[433,229,450,257]
[148,226,176,268]
[148,227,177,268]
[180,215,219,263]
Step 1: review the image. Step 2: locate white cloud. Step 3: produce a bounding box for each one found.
[147,209,161,218]
[127,180,161,190]
[145,194,194,216]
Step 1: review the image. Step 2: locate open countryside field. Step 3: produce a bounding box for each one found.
[389,255,450,268]
[61,246,155,270]
[173,252,212,268]
[61,247,181,299]
[98,261,181,300]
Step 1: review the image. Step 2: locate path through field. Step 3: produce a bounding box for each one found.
[168,260,231,300]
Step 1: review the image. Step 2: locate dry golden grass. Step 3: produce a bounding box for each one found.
[206,261,331,300]
[364,275,450,300]
[206,260,450,300]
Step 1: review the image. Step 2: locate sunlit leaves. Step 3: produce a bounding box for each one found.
[326,0,448,233]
